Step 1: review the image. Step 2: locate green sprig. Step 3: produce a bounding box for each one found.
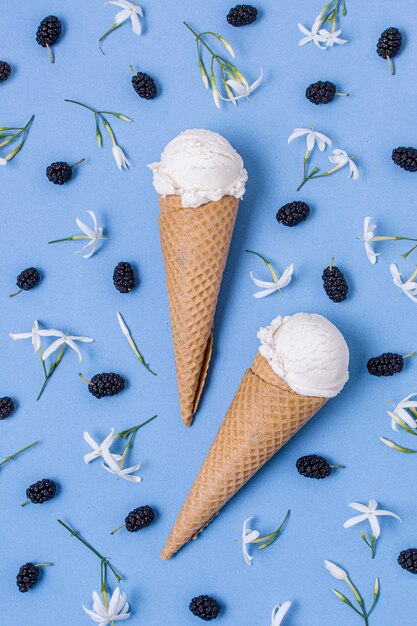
[0,115,35,163]
[65,99,132,149]
[252,509,290,550]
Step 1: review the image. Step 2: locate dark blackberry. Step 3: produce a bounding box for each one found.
[227,5,258,27]
[113,262,136,293]
[0,60,11,83]
[36,16,62,63]
[131,70,157,100]
[398,549,417,574]
[24,479,57,505]
[377,27,402,75]
[10,267,41,297]
[392,147,417,173]
[125,505,155,533]
[85,373,126,398]
[276,201,310,227]
[305,80,349,105]
[322,259,348,302]
[16,563,39,592]
[0,396,15,419]
[189,595,222,621]
[296,455,332,479]
[46,159,84,185]
[367,353,405,377]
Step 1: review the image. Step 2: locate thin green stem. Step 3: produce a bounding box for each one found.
[35,563,53,568]
[70,158,85,168]
[115,415,158,441]
[46,44,55,64]
[36,344,66,401]
[253,509,291,550]
[297,167,319,191]
[9,288,23,298]
[0,441,39,468]
[99,22,122,54]
[57,519,122,583]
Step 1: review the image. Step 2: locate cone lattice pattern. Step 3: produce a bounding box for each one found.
[158,195,239,426]
[161,354,327,559]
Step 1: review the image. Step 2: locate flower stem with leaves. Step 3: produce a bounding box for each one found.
[0,115,35,164]
[252,510,291,550]
[116,312,156,376]
[115,415,157,470]
[325,560,379,625]
[36,343,66,401]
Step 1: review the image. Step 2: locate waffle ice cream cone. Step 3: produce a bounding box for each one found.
[158,194,239,426]
[149,129,248,426]
[161,313,349,559]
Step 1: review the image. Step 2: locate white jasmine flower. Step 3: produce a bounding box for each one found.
[241,517,260,566]
[343,499,400,539]
[0,157,7,166]
[220,69,263,103]
[270,601,291,626]
[112,145,130,171]
[9,320,59,353]
[388,393,417,431]
[41,330,94,363]
[105,0,143,35]
[82,587,130,625]
[250,264,294,298]
[361,217,379,265]
[288,127,332,152]
[297,22,327,48]
[390,264,417,303]
[83,429,120,464]
[319,28,348,47]
[328,149,359,179]
[102,455,142,483]
[324,560,348,581]
[76,210,105,258]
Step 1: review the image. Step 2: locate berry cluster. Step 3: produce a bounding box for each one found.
[367,353,404,377]
[189,595,222,621]
[322,262,349,302]
[276,201,310,227]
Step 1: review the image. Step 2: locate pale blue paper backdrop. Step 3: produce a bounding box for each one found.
[1,1,417,624]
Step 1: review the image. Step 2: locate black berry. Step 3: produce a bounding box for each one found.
[392,147,417,173]
[87,373,126,399]
[0,60,11,83]
[367,353,404,377]
[25,479,57,504]
[398,549,417,574]
[125,505,155,532]
[16,267,41,292]
[276,201,310,227]
[377,28,402,74]
[322,260,348,302]
[46,162,72,185]
[113,262,136,293]
[296,455,332,479]
[189,595,222,621]
[0,396,15,420]
[305,81,341,105]
[131,71,157,100]
[227,5,258,27]
[16,563,40,592]
[36,16,62,62]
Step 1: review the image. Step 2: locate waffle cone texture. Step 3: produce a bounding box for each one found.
[161,353,327,559]
[158,194,239,426]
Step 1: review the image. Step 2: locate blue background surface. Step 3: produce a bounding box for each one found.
[2,1,417,624]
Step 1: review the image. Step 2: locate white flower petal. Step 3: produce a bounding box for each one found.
[288,128,309,144]
[130,11,142,35]
[114,8,131,24]
[343,513,369,528]
[249,272,277,289]
[369,514,381,539]
[41,337,65,361]
[347,502,370,513]
[324,560,348,580]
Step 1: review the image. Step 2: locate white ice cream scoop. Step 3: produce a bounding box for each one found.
[258,312,349,398]
[148,129,247,208]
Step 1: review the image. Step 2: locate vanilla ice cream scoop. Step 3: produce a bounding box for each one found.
[148,129,247,208]
[258,313,349,398]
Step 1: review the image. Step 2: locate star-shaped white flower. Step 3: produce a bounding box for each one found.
[319,27,348,47]
[343,499,400,539]
[241,517,260,566]
[390,264,417,303]
[220,69,263,103]
[328,149,359,179]
[361,217,379,265]
[9,320,59,353]
[112,145,130,171]
[270,601,291,626]
[250,263,294,298]
[102,455,142,483]
[288,127,332,152]
[41,330,94,363]
[388,393,417,431]
[324,560,348,581]
[105,0,143,35]
[82,587,130,625]
[75,211,105,259]
[297,21,327,49]
[83,429,121,465]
